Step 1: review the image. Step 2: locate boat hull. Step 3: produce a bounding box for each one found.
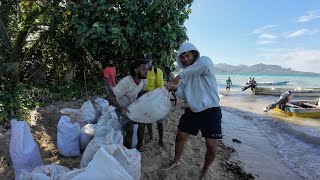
[255,87,320,97]
[273,100,320,118]
[257,80,289,86]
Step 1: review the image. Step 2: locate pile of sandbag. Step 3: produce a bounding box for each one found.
[10,88,171,179]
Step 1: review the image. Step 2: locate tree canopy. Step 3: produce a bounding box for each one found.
[0,0,193,121]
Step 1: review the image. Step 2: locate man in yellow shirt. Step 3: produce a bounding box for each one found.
[136,53,166,151]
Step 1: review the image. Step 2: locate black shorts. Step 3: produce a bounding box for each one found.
[178,107,222,139]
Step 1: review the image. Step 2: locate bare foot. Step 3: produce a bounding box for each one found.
[166,161,181,171]
[199,172,210,180]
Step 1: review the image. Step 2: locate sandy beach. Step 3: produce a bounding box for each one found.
[0,96,300,180]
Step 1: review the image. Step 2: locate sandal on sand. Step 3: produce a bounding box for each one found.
[166,161,181,171]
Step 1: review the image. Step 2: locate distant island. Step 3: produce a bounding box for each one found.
[214,63,320,76]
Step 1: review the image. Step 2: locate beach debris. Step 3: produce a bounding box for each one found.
[232,139,242,143]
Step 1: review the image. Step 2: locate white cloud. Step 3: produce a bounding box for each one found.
[259,33,277,39]
[297,10,320,22]
[257,40,276,45]
[257,33,278,44]
[257,48,320,73]
[252,25,276,34]
[287,29,319,38]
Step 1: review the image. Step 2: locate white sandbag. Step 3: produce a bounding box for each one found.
[93,97,109,114]
[60,108,79,122]
[20,164,70,180]
[78,100,96,126]
[80,124,96,150]
[128,87,171,123]
[20,172,50,180]
[10,119,43,179]
[100,105,118,120]
[94,115,121,138]
[57,169,85,180]
[57,116,80,157]
[131,124,138,148]
[80,129,123,168]
[112,145,141,180]
[74,147,133,180]
[79,139,100,169]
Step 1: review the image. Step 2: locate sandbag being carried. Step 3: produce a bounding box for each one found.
[10,119,43,179]
[74,147,133,180]
[57,116,80,157]
[127,87,171,123]
[80,124,96,150]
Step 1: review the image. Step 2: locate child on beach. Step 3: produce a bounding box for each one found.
[165,42,222,179]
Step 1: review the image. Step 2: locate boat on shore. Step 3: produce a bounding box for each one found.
[257,80,289,86]
[255,87,320,97]
[273,100,320,118]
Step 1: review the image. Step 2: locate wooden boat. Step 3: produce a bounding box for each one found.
[273,100,320,118]
[257,80,289,86]
[255,87,320,97]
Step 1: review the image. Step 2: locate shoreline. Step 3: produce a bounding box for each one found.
[1,98,254,180]
[221,106,303,180]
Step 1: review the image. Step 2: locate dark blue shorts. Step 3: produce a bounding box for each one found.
[178,107,222,139]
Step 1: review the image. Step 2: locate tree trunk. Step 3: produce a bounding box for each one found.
[63,62,77,83]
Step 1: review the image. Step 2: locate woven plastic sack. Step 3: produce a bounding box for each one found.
[127,87,171,123]
[10,119,43,179]
[74,147,133,180]
[57,116,80,157]
[80,124,96,150]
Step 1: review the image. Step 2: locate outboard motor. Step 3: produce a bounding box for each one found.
[264,91,292,111]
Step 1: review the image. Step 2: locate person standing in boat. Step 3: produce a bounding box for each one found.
[247,77,252,85]
[226,76,232,91]
[250,78,257,92]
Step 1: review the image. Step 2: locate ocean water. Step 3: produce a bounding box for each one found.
[216,74,320,179]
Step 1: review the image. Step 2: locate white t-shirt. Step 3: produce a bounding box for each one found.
[113,75,146,108]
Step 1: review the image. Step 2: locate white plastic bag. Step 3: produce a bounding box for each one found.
[78,100,96,126]
[74,147,133,180]
[80,124,96,150]
[80,129,123,168]
[10,119,43,180]
[112,145,141,180]
[101,105,118,120]
[20,164,70,180]
[127,87,171,123]
[93,97,109,115]
[94,115,121,138]
[57,116,80,157]
[60,108,79,122]
[57,169,85,180]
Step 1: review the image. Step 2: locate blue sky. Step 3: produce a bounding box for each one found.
[185,0,320,73]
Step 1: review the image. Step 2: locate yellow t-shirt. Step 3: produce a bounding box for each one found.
[146,66,164,91]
